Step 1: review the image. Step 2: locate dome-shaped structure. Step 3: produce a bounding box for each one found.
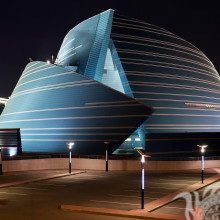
[0,9,219,156]
[110,13,220,156]
[111,13,220,133]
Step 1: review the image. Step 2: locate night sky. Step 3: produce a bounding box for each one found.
[0,1,219,97]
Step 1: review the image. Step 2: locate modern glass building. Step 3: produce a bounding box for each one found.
[0,9,220,156]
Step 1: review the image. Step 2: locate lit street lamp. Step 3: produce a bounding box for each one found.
[136,149,150,209]
[68,142,74,174]
[104,142,110,172]
[197,145,208,184]
[141,154,145,209]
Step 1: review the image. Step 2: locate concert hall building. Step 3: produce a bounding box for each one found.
[0,9,220,157]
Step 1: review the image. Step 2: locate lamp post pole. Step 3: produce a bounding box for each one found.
[69,147,71,174]
[0,148,2,175]
[197,145,207,184]
[68,143,74,174]
[201,153,204,184]
[141,155,145,209]
[104,142,109,172]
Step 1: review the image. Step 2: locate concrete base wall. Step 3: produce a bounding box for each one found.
[2,158,220,173]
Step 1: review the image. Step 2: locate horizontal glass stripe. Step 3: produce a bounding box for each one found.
[2,104,143,117]
[12,80,93,98]
[154,113,220,117]
[130,81,220,95]
[146,124,220,126]
[22,139,121,142]
[126,71,220,87]
[113,22,184,43]
[0,115,148,124]
[21,65,57,80]
[154,107,220,112]
[117,49,214,72]
[24,62,40,72]
[122,61,219,80]
[22,126,136,130]
[59,38,75,52]
[22,133,130,136]
[111,33,209,62]
[16,71,75,89]
[133,91,220,102]
[57,45,82,59]
[85,100,136,105]
[138,98,220,106]
[22,62,48,76]
[57,52,76,64]
[114,15,170,32]
[113,39,212,66]
[120,57,213,75]
[146,127,220,130]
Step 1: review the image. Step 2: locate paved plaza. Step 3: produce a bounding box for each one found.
[0,169,219,219]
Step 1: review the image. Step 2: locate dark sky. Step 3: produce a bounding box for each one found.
[0,1,219,97]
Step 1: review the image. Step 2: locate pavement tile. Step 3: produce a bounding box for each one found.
[60,169,220,220]
[0,170,85,188]
[0,198,8,205]
[144,173,220,212]
[0,170,85,204]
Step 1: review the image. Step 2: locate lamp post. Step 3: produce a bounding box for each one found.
[136,149,149,209]
[0,148,2,175]
[68,142,74,174]
[197,145,208,184]
[104,142,110,172]
[141,154,145,209]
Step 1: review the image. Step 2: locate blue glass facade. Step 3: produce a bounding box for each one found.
[110,13,220,156]
[0,60,152,154]
[0,9,220,156]
[111,13,220,133]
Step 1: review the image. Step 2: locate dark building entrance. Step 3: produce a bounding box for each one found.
[0,128,22,174]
